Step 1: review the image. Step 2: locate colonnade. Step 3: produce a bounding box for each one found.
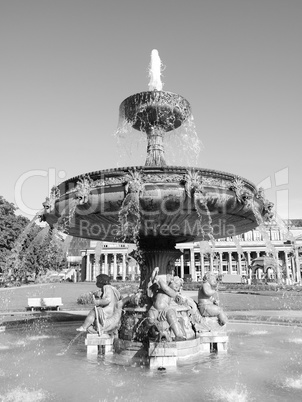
[79,230,302,284]
[81,242,139,282]
[175,244,301,283]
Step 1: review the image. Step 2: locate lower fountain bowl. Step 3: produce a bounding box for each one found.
[43,165,266,243]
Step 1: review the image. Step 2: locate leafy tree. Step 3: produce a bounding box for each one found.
[0,195,67,280]
[36,228,67,273]
[0,196,30,273]
[10,227,68,280]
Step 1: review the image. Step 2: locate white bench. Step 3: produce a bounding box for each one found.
[27,297,63,311]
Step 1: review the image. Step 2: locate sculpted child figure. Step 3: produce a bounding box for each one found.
[76,274,124,334]
[198,272,227,326]
[147,266,186,341]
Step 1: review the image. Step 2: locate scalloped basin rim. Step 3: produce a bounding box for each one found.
[45,165,264,244]
[58,165,258,194]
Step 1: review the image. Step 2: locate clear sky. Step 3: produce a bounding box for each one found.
[1,0,301,220]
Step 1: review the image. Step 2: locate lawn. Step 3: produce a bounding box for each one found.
[1,282,302,313]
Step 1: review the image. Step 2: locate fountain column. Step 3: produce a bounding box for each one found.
[138,248,182,289]
[145,128,166,166]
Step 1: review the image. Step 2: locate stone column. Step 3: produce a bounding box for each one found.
[122,254,126,281]
[284,251,290,284]
[86,251,91,281]
[209,253,214,273]
[104,254,108,275]
[200,252,205,278]
[228,252,232,274]
[246,252,252,282]
[219,252,223,275]
[113,253,117,280]
[295,247,301,284]
[190,248,196,281]
[180,254,184,279]
[237,252,242,275]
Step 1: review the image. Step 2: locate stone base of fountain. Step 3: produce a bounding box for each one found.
[148,330,228,369]
[85,317,228,369]
[85,333,115,355]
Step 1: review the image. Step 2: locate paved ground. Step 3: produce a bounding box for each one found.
[1,282,302,327]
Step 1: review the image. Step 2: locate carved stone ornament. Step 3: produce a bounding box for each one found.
[42,186,60,212]
[142,173,183,183]
[255,187,265,201]
[183,169,203,197]
[124,169,144,194]
[229,177,253,204]
[201,176,229,188]
[263,199,274,222]
[74,176,95,205]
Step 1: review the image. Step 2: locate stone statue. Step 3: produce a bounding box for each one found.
[147,267,187,341]
[197,272,227,326]
[76,274,129,335]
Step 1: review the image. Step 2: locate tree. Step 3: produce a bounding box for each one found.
[0,195,67,280]
[0,196,30,273]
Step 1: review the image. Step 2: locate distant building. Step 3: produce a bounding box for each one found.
[175,225,302,284]
[80,241,139,282]
[76,224,302,284]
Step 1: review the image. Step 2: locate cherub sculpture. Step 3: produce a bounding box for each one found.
[147,267,187,341]
[197,272,227,326]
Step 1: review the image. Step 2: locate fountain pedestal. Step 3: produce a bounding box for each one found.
[85,333,115,356]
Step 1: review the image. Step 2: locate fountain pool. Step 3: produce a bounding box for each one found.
[1,322,302,401]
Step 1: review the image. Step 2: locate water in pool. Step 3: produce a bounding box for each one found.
[0,321,302,401]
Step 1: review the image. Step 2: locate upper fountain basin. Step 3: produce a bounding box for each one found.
[42,166,268,245]
[119,91,191,133]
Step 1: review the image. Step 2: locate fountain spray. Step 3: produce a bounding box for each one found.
[148,49,164,91]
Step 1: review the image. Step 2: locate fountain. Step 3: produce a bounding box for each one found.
[40,50,273,368]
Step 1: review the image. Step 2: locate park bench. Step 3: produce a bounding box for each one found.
[27,297,63,311]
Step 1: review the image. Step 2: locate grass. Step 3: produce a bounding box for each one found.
[1,281,302,313]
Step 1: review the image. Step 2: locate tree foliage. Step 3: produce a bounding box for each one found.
[0,196,30,272]
[0,196,67,279]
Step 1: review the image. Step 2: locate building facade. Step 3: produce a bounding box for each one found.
[175,226,302,284]
[79,226,302,284]
[80,241,139,282]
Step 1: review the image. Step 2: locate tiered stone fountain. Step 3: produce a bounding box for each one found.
[41,50,273,368]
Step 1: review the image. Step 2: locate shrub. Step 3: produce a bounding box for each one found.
[77,292,94,305]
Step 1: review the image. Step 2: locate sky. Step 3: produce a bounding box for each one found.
[1,0,302,221]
